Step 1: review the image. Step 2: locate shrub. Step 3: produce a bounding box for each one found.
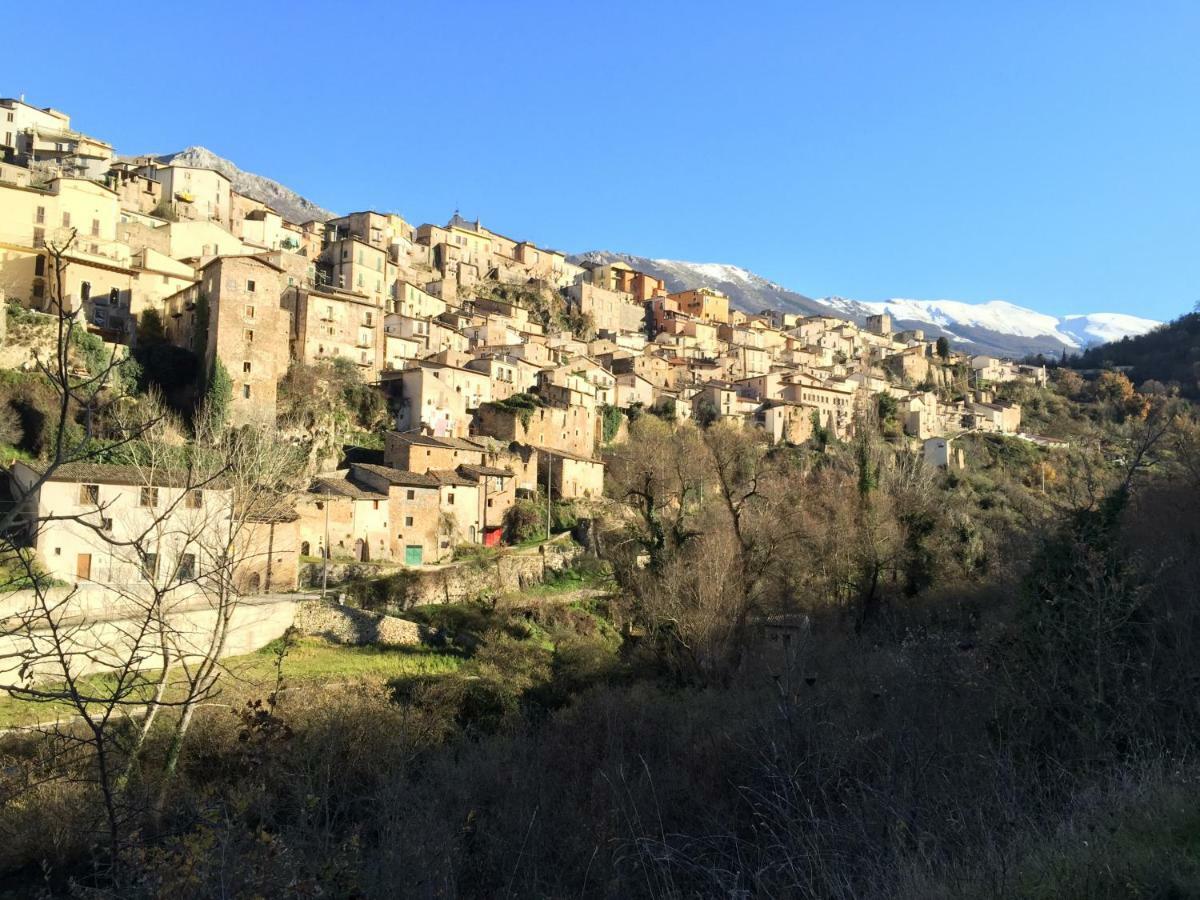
[0,402,23,447]
[504,498,545,543]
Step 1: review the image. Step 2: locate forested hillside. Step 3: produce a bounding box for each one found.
[3,357,1199,898]
[1074,307,1200,397]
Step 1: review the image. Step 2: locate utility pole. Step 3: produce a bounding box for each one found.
[545,451,553,541]
[320,495,330,600]
[481,467,488,545]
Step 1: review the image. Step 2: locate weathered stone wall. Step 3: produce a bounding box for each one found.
[410,541,582,608]
[299,560,392,589]
[348,540,585,612]
[293,600,423,646]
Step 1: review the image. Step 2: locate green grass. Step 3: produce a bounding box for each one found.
[518,565,609,598]
[0,637,462,729]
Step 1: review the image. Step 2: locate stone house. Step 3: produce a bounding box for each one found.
[537,447,605,500]
[614,371,656,409]
[134,162,232,230]
[566,282,646,335]
[350,463,481,563]
[8,461,234,593]
[284,284,384,375]
[473,401,598,461]
[164,255,289,426]
[318,236,389,308]
[390,360,493,438]
[297,471,392,563]
[754,400,815,444]
[384,431,487,472]
[669,287,730,324]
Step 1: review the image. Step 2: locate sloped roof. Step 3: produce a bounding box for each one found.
[310,472,387,500]
[387,431,487,452]
[15,460,229,490]
[458,464,514,480]
[350,463,440,488]
[430,469,476,487]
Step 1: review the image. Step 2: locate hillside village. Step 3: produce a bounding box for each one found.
[0,95,1047,585]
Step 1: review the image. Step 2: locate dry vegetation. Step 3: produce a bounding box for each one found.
[3,364,1200,897]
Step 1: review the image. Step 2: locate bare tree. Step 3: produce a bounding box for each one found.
[0,240,302,858]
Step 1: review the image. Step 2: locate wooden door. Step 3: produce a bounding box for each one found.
[76,554,92,581]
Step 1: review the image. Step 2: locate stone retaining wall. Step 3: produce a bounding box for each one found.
[306,540,586,611]
[376,540,584,611]
[293,600,424,646]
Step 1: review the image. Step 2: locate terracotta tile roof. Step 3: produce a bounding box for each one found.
[430,469,476,487]
[458,464,514,479]
[311,471,388,500]
[16,460,229,490]
[387,431,486,452]
[350,463,440,488]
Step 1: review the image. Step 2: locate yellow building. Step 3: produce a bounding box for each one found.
[669,287,730,324]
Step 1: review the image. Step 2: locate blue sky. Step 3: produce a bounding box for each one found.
[6,1,1198,320]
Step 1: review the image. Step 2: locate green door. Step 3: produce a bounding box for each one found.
[405,545,423,566]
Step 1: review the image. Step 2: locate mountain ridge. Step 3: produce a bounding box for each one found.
[570,251,1160,358]
[126,147,1158,358]
[137,146,337,224]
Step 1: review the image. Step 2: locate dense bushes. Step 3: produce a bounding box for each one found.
[4,383,1200,896]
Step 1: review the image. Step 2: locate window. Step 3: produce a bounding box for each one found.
[33,227,45,248]
[100,517,113,532]
[244,329,254,342]
[91,218,100,237]
[245,304,255,319]
[185,489,203,509]
[35,205,45,224]
[447,493,455,505]
[79,483,99,505]
[372,500,380,511]
[406,489,415,500]
[80,281,90,303]
[247,279,256,292]
[140,486,159,508]
[61,211,70,228]
[178,552,196,581]
[144,553,159,579]
[34,255,45,277]
[404,516,414,527]
[242,361,251,374]
[242,384,251,399]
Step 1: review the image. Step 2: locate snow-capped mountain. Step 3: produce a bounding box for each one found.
[571,252,1160,358]
[138,146,337,224]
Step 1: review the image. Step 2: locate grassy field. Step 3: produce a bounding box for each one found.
[0,637,462,729]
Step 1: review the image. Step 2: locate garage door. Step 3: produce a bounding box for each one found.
[404,545,423,567]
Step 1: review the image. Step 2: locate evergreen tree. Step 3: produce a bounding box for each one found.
[205,358,233,431]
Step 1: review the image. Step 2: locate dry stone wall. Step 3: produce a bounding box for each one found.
[293,600,424,646]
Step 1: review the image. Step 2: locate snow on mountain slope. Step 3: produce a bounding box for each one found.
[572,251,1161,357]
[143,146,337,224]
[1058,313,1163,347]
[845,300,1160,350]
[853,299,1064,340]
